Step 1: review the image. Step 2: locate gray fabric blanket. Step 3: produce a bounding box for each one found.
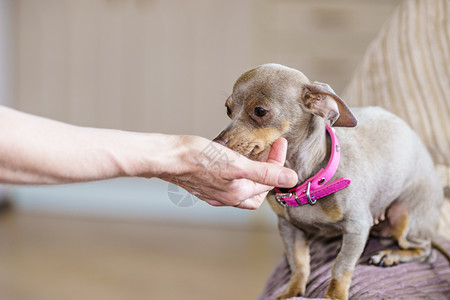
[258,236,450,299]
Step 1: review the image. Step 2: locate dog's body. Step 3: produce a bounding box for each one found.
[214,64,444,299]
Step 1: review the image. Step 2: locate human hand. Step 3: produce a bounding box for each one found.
[161,136,297,209]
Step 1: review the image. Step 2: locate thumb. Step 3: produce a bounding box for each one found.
[244,137,298,188]
[266,137,289,166]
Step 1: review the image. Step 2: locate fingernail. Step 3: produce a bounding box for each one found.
[278,170,296,187]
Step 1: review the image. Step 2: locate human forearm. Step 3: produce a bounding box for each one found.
[0,106,176,184]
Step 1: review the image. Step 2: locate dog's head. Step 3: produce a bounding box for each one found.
[214,64,357,160]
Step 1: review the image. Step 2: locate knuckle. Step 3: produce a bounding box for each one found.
[229,197,242,206]
[239,199,261,210]
[260,167,275,186]
[228,180,245,195]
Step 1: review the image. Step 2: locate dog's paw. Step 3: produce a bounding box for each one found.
[276,278,306,300]
[369,250,400,267]
[276,286,304,300]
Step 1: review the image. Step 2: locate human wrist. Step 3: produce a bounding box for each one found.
[150,135,198,179]
[116,132,188,180]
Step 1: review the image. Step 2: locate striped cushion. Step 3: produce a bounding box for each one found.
[258,236,450,300]
[342,0,450,189]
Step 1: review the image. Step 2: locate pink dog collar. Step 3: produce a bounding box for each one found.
[274,124,351,207]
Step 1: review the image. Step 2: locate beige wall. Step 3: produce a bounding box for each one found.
[0,0,12,106]
[12,0,402,138]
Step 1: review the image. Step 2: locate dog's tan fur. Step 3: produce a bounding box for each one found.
[214,64,444,299]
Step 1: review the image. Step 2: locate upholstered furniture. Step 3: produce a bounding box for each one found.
[259,1,450,298]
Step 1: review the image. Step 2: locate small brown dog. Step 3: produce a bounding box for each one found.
[214,64,444,299]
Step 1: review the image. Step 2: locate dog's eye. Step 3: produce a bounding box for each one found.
[254,107,267,117]
[226,105,232,116]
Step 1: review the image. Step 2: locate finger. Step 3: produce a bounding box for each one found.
[218,178,272,206]
[202,179,269,208]
[240,139,298,188]
[235,192,268,210]
[204,199,226,207]
[195,185,247,207]
[266,137,288,165]
[266,138,297,187]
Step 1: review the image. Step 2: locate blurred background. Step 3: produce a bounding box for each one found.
[0,0,403,299]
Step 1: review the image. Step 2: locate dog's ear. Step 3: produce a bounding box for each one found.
[302,81,357,127]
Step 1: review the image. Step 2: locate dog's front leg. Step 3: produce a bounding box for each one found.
[324,224,370,300]
[276,217,310,300]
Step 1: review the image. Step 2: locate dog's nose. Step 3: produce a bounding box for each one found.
[213,138,227,146]
[213,131,228,146]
